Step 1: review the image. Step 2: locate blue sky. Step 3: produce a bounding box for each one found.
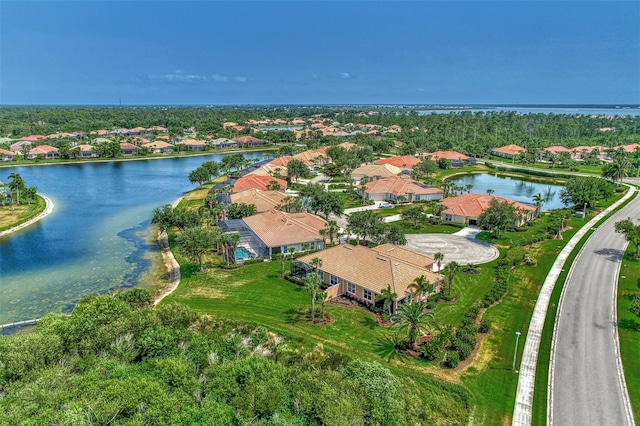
[1,1,638,105]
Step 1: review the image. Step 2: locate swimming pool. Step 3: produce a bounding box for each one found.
[235,246,254,261]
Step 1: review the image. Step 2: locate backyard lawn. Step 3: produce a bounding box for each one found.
[0,195,47,232]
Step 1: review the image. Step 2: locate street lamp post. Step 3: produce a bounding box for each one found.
[512,331,521,371]
[583,202,587,220]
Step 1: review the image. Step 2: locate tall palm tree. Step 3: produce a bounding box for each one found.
[273,252,285,278]
[464,184,473,193]
[486,188,495,196]
[376,285,398,315]
[407,275,432,303]
[444,261,460,296]
[310,257,323,272]
[7,173,24,205]
[434,252,444,272]
[390,302,438,349]
[532,193,544,216]
[303,272,322,322]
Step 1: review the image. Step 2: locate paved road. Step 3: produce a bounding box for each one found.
[550,199,637,425]
[404,232,498,266]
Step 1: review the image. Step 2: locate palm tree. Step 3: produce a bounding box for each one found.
[303,272,322,322]
[486,188,495,196]
[464,184,473,193]
[7,173,24,205]
[310,257,323,272]
[318,290,329,321]
[321,220,341,246]
[434,252,444,272]
[376,285,398,316]
[273,252,285,278]
[407,275,432,303]
[444,261,460,296]
[532,193,544,216]
[390,302,438,348]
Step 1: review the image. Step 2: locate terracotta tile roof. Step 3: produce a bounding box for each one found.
[232,136,263,144]
[292,150,324,165]
[298,244,443,297]
[19,135,47,142]
[243,210,327,247]
[425,151,470,161]
[249,164,288,178]
[373,155,421,169]
[10,140,32,152]
[619,143,640,153]
[181,139,207,146]
[352,164,402,179]
[76,144,95,151]
[364,176,444,197]
[542,145,571,155]
[230,189,288,212]
[372,243,435,268]
[142,140,173,149]
[232,175,287,193]
[315,142,354,154]
[440,193,535,218]
[0,148,14,156]
[149,126,168,132]
[28,145,59,155]
[491,144,526,156]
[119,142,138,150]
[268,156,294,167]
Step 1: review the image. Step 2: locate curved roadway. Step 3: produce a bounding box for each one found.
[550,197,637,425]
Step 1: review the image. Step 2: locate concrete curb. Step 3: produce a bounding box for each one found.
[512,187,636,426]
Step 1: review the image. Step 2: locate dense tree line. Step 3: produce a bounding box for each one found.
[0,290,471,425]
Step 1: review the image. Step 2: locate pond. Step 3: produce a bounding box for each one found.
[449,173,565,211]
[0,152,267,324]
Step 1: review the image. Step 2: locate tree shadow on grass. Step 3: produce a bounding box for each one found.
[361,315,378,330]
[285,307,307,325]
[617,318,640,332]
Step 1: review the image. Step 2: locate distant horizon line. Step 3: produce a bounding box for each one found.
[1,103,639,108]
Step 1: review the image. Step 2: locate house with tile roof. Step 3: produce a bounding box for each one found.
[75,144,98,158]
[439,193,536,226]
[351,164,402,182]
[232,174,287,193]
[491,144,526,159]
[570,145,607,160]
[294,244,444,312]
[248,163,289,179]
[0,148,15,161]
[293,150,327,166]
[119,142,139,155]
[542,145,572,156]
[373,155,421,170]
[210,138,238,149]
[221,210,327,259]
[424,151,474,167]
[230,189,289,213]
[180,139,207,151]
[362,175,444,202]
[232,136,268,146]
[142,140,174,154]
[10,141,32,153]
[27,145,59,159]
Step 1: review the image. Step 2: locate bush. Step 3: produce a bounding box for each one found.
[479,319,492,333]
[421,327,453,361]
[630,294,640,317]
[457,342,473,361]
[242,258,264,265]
[444,351,460,368]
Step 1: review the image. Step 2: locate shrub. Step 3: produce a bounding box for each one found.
[421,327,453,361]
[630,294,640,317]
[479,319,492,333]
[457,342,473,361]
[242,258,264,265]
[445,351,460,368]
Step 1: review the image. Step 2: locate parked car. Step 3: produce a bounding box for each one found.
[379,202,393,208]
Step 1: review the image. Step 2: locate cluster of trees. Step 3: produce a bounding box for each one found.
[0,173,38,207]
[346,210,407,246]
[559,176,614,208]
[0,290,470,425]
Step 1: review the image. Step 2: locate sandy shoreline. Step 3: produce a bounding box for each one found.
[153,197,183,305]
[0,195,54,237]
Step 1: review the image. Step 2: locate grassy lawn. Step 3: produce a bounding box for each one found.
[0,195,47,232]
[617,248,640,423]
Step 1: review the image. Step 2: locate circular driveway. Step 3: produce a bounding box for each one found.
[403,233,499,266]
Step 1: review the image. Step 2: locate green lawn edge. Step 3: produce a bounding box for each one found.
[531,187,638,426]
[0,195,47,233]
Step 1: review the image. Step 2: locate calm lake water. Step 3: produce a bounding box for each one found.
[0,152,267,324]
[450,173,565,211]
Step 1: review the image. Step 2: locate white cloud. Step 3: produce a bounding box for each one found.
[233,76,247,83]
[150,70,247,84]
[340,72,351,79]
[211,74,229,83]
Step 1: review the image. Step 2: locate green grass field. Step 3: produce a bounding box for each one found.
[617,249,640,423]
[0,195,47,232]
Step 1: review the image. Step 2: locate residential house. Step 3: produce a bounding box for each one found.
[373,155,421,171]
[210,138,238,149]
[232,136,268,146]
[142,140,174,154]
[362,175,444,202]
[232,174,288,193]
[424,151,474,167]
[119,142,139,155]
[293,150,328,166]
[293,244,444,312]
[10,140,32,153]
[0,148,15,161]
[230,189,289,213]
[351,164,402,182]
[491,144,526,160]
[27,145,59,159]
[439,192,536,226]
[542,145,572,156]
[181,139,207,151]
[76,144,98,158]
[220,210,327,259]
